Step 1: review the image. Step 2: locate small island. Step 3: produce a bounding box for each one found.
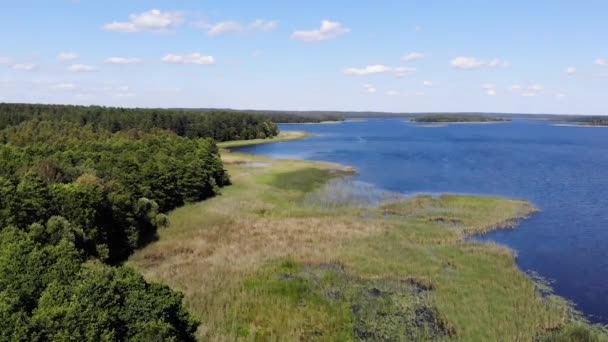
[556,116,608,127]
[411,114,511,124]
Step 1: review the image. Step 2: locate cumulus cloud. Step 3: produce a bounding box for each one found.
[103,9,183,33]
[422,80,434,87]
[363,84,376,93]
[0,57,12,65]
[197,19,278,36]
[292,20,350,42]
[68,64,97,72]
[161,53,215,65]
[207,21,243,35]
[595,58,608,66]
[565,67,576,75]
[51,83,77,90]
[450,56,509,69]
[249,19,278,32]
[12,63,37,71]
[105,57,143,64]
[510,83,543,97]
[344,64,416,76]
[57,52,79,61]
[401,52,426,62]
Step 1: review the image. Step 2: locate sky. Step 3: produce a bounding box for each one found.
[0,0,607,114]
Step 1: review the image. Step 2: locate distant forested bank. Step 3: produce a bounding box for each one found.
[0,103,282,340]
[173,108,346,123]
[565,116,608,126]
[0,103,279,141]
[412,114,510,123]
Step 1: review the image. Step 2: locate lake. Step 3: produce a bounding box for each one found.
[234,118,608,324]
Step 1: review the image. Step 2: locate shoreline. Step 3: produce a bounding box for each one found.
[411,120,511,126]
[217,130,311,149]
[130,129,599,340]
[552,123,608,128]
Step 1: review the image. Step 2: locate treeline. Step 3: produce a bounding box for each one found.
[0,117,241,340]
[174,108,346,123]
[567,116,608,126]
[260,112,344,123]
[0,103,279,141]
[412,114,510,123]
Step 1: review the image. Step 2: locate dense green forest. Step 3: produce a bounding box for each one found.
[0,104,279,340]
[0,103,278,141]
[412,113,510,123]
[174,108,346,123]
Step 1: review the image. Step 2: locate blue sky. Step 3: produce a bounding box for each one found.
[1,0,606,114]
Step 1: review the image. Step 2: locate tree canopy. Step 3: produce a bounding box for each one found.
[0,104,279,340]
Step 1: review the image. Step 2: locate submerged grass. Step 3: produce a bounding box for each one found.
[128,143,606,341]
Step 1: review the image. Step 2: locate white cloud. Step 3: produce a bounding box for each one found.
[510,83,543,97]
[57,52,79,61]
[249,19,278,32]
[386,90,399,96]
[105,57,143,64]
[161,53,215,65]
[51,83,77,90]
[0,57,11,65]
[482,83,497,96]
[116,92,136,98]
[565,67,576,75]
[595,58,607,66]
[422,80,434,87]
[207,21,244,36]
[510,84,522,91]
[521,92,539,97]
[363,84,376,93]
[346,64,390,75]
[198,19,278,36]
[68,64,97,72]
[344,64,416,76]
[450,56,509,69]
[103,9,183,33]
[12,63,37,71]
[401,52,426,62]
[292,20,350,42]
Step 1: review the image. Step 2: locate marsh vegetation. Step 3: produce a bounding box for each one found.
[130,148,606,341]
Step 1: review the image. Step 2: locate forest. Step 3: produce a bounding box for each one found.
[0,103,279,141]
[174,108,346,123]
[566,116,608,126]
[411,113,510,123]
[0,104,278,340]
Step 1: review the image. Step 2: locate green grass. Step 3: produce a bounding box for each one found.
[128,143,606,341]
[217,130,311,148]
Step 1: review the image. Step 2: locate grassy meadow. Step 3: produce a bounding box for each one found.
[128,141,606,341]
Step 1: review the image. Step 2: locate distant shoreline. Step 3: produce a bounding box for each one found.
[281,120,343,125]
[552,123,608,128]
[411,120,511,127]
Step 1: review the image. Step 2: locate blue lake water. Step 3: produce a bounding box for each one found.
[234,119,608,323]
